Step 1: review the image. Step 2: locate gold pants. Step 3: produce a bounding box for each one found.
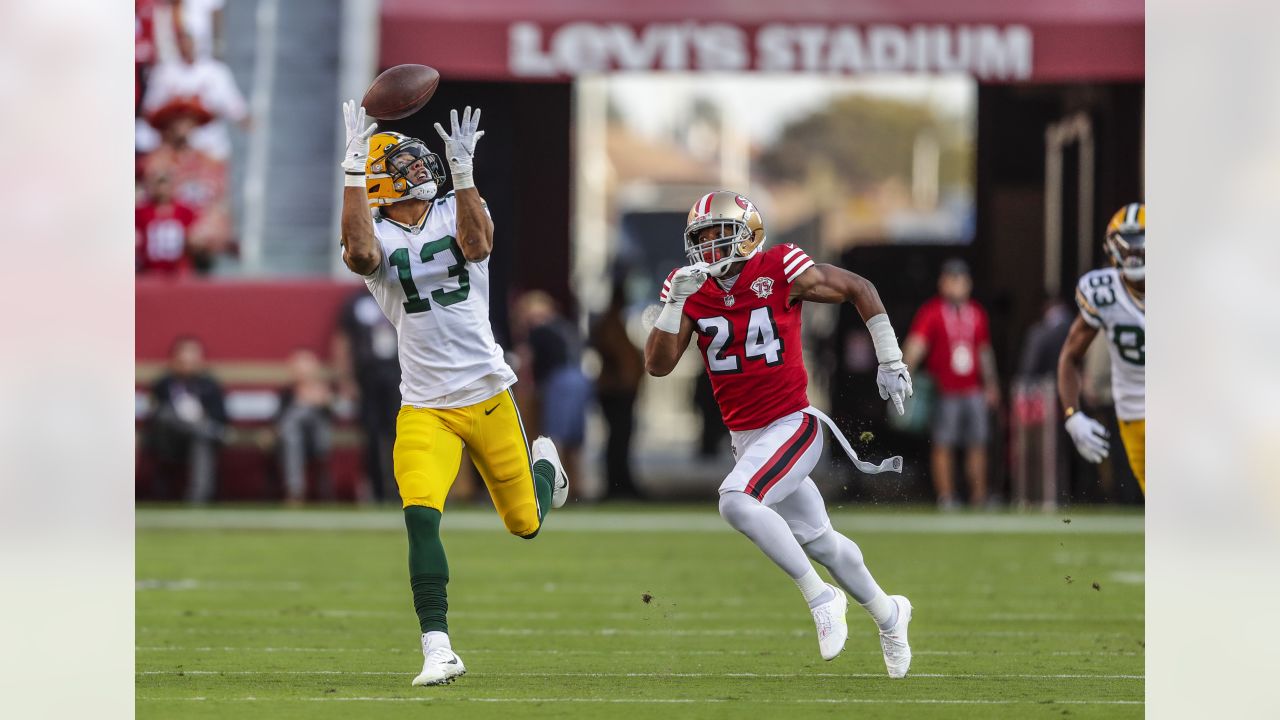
[393,388,541,537]
[1117,418,1145,495]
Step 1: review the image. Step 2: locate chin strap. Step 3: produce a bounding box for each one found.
[804,406,903,475]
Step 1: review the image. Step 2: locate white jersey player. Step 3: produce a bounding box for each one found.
[338,102,568,687]
[1058,203,1146,494]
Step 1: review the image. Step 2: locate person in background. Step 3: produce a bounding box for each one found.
[903,259,1000,510]
[1018,296,1074,380]
[590,281,644,499]
[146,336,227,502]
[275,349,335,505]
[333,289,402,503]
[136,168,202,275]
[139,22,248,161]
[515,291,592,493]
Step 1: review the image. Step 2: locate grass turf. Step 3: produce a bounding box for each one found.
[136,505,1144,718]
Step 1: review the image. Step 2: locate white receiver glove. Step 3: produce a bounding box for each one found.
[1065,411,1110,464]
[655,262,709,334]
[433,106,485,190]
[341,100,378,184]
[877,361,914,416]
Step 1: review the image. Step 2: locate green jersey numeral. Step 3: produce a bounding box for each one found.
[387,235,470,314]
[1112,323,1145,366]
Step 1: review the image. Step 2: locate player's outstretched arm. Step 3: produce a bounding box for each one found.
[1056,315,1098,412]
[791,264,912,414]
[435,107,493,261]
[1057,315,1110,463]
[339,100,381,276]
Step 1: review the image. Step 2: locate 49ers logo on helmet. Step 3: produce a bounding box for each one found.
[735,195,751,211]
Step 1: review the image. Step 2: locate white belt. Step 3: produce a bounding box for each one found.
[804,406,903,475]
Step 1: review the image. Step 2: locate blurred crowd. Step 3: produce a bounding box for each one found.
[135,0,246,276]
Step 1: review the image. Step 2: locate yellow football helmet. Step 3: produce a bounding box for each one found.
[365,131,446,207]
[684,190,766,277]
[1104,202,1145,281]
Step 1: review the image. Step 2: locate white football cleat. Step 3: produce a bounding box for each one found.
[412,636,466,686]
[879,595,913,678]
[531,436,569,509]
[810,583,849,661]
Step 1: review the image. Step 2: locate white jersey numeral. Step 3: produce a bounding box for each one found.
[697,316,740,373]
[743,307,783,366]
[697,307,783,374]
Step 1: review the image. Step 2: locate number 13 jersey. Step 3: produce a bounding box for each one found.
[662,244,816,431]
[361,193,515,407]
[1074,267,1145,421]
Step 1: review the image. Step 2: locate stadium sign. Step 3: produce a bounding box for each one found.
[509,22,1033,80]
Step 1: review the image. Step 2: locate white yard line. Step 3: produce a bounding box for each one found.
[137,669,1144,680]
[136,508,1143,534]
[138,695,1144,705]
[137,646,1143,657]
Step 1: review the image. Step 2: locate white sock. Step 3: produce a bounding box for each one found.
[795,569,834,608]
[423,631,451,653]
[861,592,899,631]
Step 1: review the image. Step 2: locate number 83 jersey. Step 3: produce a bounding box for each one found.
[1074,267,1145,421]
[663,244,816,431]
[361,194,515,406]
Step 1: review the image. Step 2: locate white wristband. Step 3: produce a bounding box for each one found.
[452,170,475,190]
[655,300,685,334]
[866,313,903,364]
[344,172,366,188]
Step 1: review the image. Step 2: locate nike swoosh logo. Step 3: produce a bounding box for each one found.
[445,658,459,665]
[484,404,501,415]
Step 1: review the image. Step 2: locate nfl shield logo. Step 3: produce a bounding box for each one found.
[751,277,774,299]
[723,294,736,307]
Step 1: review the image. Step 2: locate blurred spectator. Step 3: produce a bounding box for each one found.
[903,259,1000,509]
[514,291,591,490]
[1018,296,1074,379]
[332,290,401,503]
[590,282,644,499]
[142,110,235,265]
[146,336,227,503]
[276,350,335,505]
[136,168,203,275]
[138,19,247,161]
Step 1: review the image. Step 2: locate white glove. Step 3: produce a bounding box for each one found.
[1064,411,1110,464]
[665,262,710,304]
[433,106,485,190]
[341,100,378,182]
[654,262,709,334]
[877,361,914,416]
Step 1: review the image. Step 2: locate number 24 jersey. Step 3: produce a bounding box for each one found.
[661,244,816,431]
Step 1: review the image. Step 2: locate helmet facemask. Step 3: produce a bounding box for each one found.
[376,139,446,204]
[686,219,752,278]
[1106,230,1145,282]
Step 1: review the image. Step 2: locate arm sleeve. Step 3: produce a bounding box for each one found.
[779,244,815,285]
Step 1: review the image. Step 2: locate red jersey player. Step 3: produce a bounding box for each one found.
[645,190,915,677]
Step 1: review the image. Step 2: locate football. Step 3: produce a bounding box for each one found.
[361,64,440,120]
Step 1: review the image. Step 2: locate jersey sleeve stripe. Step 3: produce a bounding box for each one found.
[783,253,811,275]
[785,259,815,282]
[783,246,804,263]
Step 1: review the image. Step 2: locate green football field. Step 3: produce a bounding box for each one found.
[136,505,1144,718]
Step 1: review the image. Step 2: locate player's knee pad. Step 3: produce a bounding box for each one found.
[501,502,541,539]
